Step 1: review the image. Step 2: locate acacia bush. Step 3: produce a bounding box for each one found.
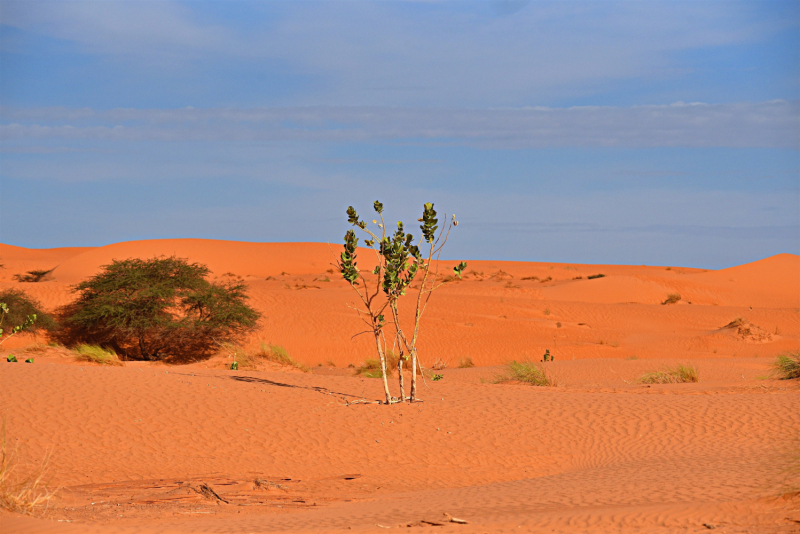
[57,256,259,361]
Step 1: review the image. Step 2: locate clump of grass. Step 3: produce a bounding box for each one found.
[662,293,681,305]
[257,343,309,372]
[587,273,605,280]
[431,357,447,370]
[772,352,800,380]
[458,357,475,368]
[73,344,122,366]
[354,350,402,378]
[638,364,698,384]
[521,276,539,281]
[494,360,554,387]
[0,420,58,515]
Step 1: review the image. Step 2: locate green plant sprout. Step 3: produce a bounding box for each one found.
[541,349,553,362]
[337,201,465,404]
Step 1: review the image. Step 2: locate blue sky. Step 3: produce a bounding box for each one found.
[0,0,798,268]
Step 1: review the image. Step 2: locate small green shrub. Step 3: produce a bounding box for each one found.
[432,374,444,381]
[639,364,698,384]
[495,361,554,386]
[0,289,56,333]
[73,344,122,366]
[6,356,17,363]
[772,352,800,380]
[458,357,475,368]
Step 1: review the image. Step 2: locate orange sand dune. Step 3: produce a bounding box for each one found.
[0,240,798,533]
[0,240,797,364]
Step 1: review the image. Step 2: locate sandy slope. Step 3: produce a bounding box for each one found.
[0,240,798,533]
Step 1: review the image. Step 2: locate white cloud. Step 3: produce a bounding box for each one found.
[2,100,798,148]
[1,1,790,106]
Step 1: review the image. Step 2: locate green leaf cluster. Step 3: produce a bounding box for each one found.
[419,202,438,243]
[339,229,360,283]
[380,220,421,298]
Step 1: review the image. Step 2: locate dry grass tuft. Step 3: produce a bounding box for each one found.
[255,343,309,372]
[73,344,122,366]
[494,360,555,387]
[0,420,58,515]
[662,293,682,305]
[354,350,401,378]
[772,352,800,380]
[458,357,475,368]
[639,364,698,384]
[431,357,447,370]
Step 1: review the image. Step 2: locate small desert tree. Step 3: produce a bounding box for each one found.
[59,256,259,361]
[338,201,465,403]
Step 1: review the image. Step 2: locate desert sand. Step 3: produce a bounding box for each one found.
[0,239,798,533]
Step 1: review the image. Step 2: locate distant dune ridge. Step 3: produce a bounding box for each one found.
[0,239,800,366]
[0,239,798,533]
[0,239,797,365]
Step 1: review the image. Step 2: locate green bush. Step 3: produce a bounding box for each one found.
[0,289,56,334]
[58,256,259,362]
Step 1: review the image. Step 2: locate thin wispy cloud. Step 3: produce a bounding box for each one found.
[2,101,797,148]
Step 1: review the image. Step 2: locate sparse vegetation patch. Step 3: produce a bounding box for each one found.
[12,269,54,283]
[73,344,123,366]
[256,343,309,372]
[639,364,698,384]
[495,360,554,386]
[0,420,58,515]
[772,352,800,380]
[662,293,681,305]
